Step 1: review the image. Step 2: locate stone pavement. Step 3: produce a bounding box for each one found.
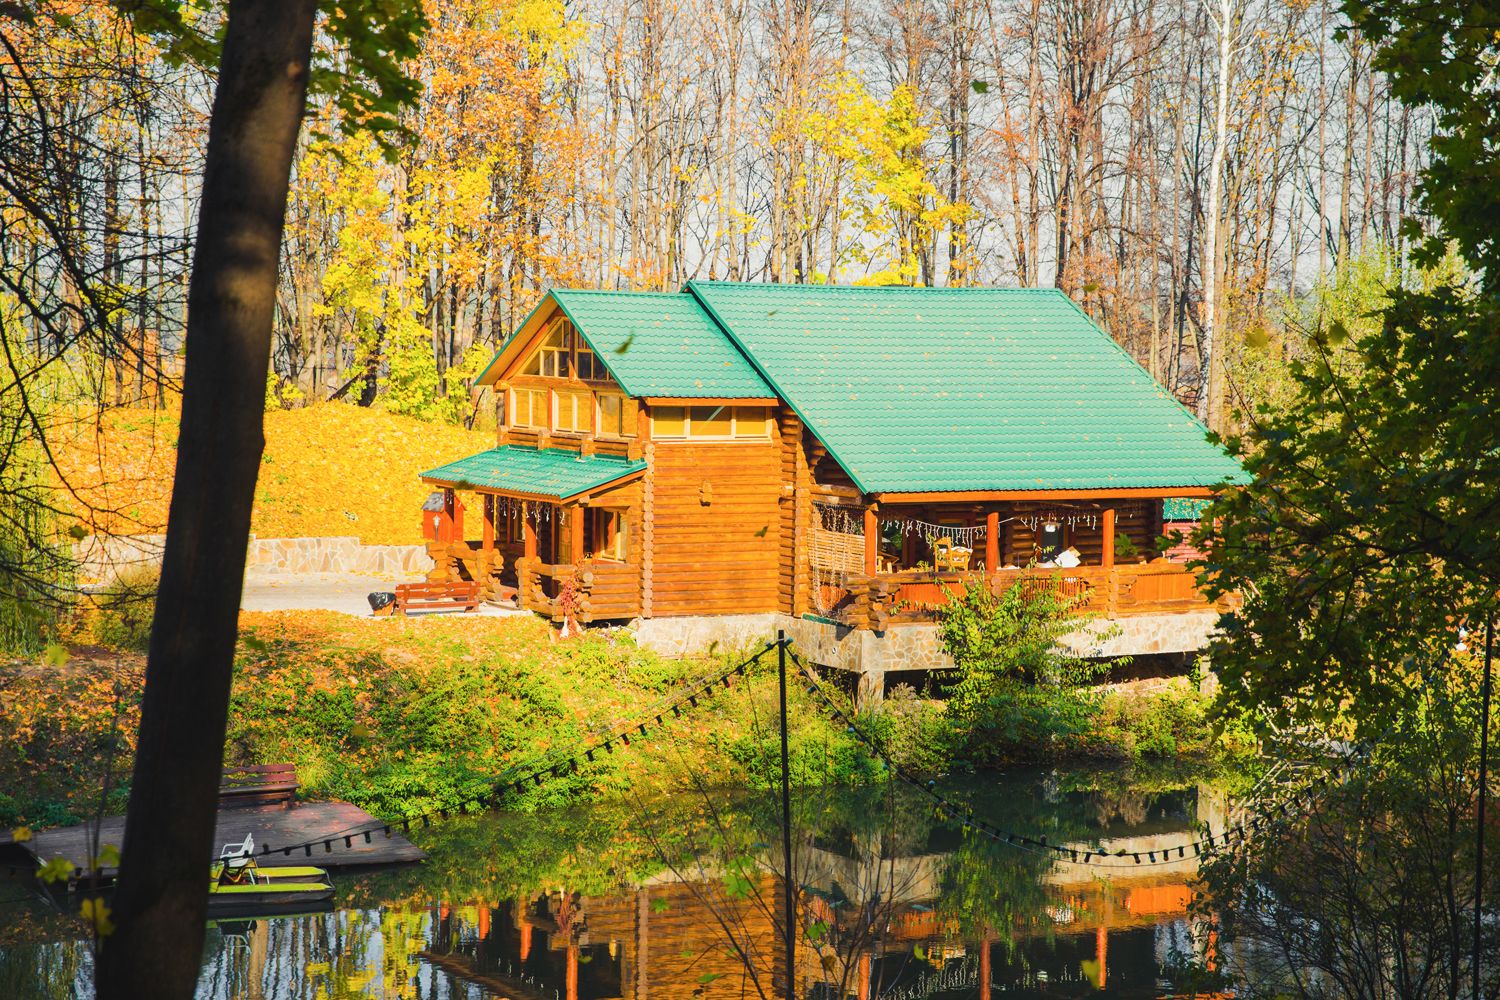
[240,571,522,618]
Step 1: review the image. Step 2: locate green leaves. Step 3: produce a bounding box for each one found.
[115,1,430,158]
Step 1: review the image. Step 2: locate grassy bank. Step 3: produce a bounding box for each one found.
[1,611,1241,829]
[1,612,871,827]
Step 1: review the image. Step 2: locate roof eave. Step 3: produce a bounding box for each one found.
[873,485,1228,503]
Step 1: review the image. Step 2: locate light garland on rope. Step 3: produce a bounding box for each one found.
[483,495,556,529]
[815,503,1004,548]
[792,653,1364,870]
[1018,510,1101,532]
[246,644,776,861]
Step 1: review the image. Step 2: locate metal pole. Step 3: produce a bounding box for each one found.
[1475,613,1493,1000]
[777,630,795,1000]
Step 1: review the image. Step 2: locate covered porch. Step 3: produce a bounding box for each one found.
[419,446,646,623]
[807,491,1221,630]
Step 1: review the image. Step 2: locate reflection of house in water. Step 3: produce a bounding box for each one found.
[419,804,1223,999]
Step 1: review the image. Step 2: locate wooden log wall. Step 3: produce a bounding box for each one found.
[647,437,783,616]
[778,411,812,615]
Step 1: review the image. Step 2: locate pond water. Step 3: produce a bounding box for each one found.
[0,764,1233,999]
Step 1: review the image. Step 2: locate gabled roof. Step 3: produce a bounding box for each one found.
[685,281,1246,495]
[420,446,645,501]
[476,290,774,400]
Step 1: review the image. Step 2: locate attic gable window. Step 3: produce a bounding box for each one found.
[574,341,606,381]
[523,323,568,378]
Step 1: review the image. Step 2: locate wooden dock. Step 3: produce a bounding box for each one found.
[5,801,425,878]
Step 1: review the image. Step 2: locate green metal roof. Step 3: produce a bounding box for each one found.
[551,290,774,399]
[420,446,645,500]
[686,281,1247,494]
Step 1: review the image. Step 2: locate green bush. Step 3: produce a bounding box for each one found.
[88,568,159,652]
[934,576,1109,764]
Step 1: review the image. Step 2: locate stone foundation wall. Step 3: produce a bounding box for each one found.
[634,609,1220,695]
[72,534,431,583]
[245,536,431,576]
[629,613,782,658]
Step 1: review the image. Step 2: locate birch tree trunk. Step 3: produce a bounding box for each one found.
[1201,0,1234,431]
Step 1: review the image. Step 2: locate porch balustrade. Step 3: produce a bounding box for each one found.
[816,561,1222,631]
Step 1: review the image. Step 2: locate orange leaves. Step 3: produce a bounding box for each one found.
[53,403,492,546]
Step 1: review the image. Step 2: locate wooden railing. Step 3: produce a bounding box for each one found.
[512,557,641,623]
[818,561,1220,630]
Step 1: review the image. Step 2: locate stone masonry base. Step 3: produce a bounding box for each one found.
[629,610,1219,702]
[72,533,432,584]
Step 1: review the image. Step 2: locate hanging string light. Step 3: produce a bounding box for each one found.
[1018,509,1101,532]
[815,502,1003,548]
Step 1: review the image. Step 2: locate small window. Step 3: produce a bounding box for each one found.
[585,508,627,561]
[690,406,733,437]
[555,390,591,433]
[653,405,686,437]
[512,388,547,428]
[598,394,635,438]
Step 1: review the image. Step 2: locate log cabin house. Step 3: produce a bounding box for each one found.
[419,282,1243,645]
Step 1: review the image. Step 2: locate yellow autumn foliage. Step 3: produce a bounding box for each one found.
[50,404,493,545]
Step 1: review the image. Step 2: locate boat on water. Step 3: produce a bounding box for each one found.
[208,834,333,917]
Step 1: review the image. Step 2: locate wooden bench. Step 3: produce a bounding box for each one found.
[219,763,299,808]
[392,580,482,615]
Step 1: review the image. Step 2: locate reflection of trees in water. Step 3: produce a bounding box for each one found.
[1199,695,1500,1000]
[0,766,1222,998]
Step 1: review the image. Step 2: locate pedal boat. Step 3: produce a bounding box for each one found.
[209,834,333,916]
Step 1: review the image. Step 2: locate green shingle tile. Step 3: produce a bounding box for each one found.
[686,281,1246,494]
[551,290,773,399]
[420,446,645,501]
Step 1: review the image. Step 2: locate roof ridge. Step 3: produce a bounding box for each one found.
[552,288,684,298]
[686,280,1056,293]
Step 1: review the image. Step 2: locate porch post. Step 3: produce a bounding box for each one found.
[985,510,999,572]
[570,505,585,566]
[442,488,456,543]
[1102,506,1118,618]
[863,505,878,575]
[522,502,537,560]
[481,495,496,559]
[452,492,466,543]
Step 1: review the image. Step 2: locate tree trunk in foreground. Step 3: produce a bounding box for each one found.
[96,3,314,997]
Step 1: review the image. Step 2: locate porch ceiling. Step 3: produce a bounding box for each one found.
[420,446,645,502]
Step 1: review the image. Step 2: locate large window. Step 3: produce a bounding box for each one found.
[512,387,547,427]
[554,390,591,433]
[652,405,771,438]
[597,394,635,438]
[585,508,627,561]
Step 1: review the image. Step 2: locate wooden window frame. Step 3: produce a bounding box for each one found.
[574,340,607,382]
[511,387,548,428]
[553,388,592,434]
[596,393,634,439]
[651,404,772,439]
[586,507,627,562]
